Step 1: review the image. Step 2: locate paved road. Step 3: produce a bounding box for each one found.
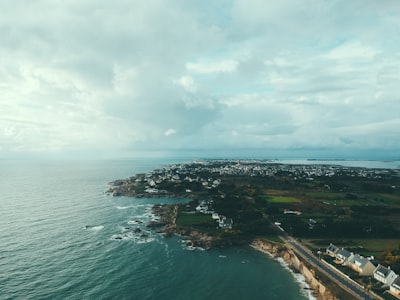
[276,228,376,300]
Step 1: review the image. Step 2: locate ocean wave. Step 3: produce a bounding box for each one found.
[116,206,132,210]
[83,225,104,231]
[110,232,155,244]
[90,225,104,231]
[136,237,155,244]
[275,257,317,300]
[127,220,144,225]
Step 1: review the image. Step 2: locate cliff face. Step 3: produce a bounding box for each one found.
[251,240,339,300]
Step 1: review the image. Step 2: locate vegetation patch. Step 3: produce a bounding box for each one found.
[264,195,301,203]
[259,235,284,244]
[176,213,214,228]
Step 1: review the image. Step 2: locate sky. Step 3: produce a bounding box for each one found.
[1,0,400,160]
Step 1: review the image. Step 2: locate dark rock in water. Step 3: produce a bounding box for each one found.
[147,221,166,228]
[114,236,122,240]
[134,228,142,233]
[110,180,124,186]
[140,233,149,238]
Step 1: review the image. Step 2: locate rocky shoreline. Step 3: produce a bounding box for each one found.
[251,239,339,300]
[149,204,249,249]
[148,203,338,299]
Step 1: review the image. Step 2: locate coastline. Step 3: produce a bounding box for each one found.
[106,159,400,299]
[149,203,337,299]
[149,204,331,299]
[150,204,249,249]
[250,239,339,300]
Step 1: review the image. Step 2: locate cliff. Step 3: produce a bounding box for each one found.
[251,239,339,300]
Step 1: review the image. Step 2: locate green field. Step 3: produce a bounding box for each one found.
[176,213,214,227]
[260,235,284,244]
[264,195,301,203]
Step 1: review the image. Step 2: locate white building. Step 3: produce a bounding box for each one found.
[335,249,354,266]
[218,216,233,229]
[373,264,398,286]
[348,254,376,276]
[390,276,400,296]
[326,243,339,257]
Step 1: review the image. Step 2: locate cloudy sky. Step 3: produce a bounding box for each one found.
[1,0,399,159]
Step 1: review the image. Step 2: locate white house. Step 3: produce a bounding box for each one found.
[212,213,220,220]
[373,264,398,286]
[348,254,376,276]
[219,216,233,229]
[326,243,339,257]
[390,276,400,296]
[335,249,354,266]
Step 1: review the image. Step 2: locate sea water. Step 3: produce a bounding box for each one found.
[0,159,316,300]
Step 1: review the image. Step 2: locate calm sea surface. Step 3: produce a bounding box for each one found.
[3,159,395,299]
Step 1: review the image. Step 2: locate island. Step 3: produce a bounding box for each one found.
[107,160,400,300]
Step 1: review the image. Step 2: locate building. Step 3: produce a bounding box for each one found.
[212,213,220,220]
[348,254,376,276]
[390,276,400,296]
[326,243,339,257]
[219,216,233,229]
[335,249,354,265]
[373,264,398,286]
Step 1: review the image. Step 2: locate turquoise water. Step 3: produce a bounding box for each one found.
[0,160,311,300]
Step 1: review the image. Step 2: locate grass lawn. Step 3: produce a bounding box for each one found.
[307,191,346,199]
[365,193,400,205]
[176,213,215,227]
[264,195,301,203]
[352,239,399,250]
[260,235,284,244]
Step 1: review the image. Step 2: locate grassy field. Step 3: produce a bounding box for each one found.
[264,195,301,203]
[176,213,215,228]
[352,239,399,250]
[260,235,284,244]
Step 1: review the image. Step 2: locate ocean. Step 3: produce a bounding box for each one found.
[5,158,397,299]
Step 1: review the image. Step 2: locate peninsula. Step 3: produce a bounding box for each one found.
[108,160,400,299]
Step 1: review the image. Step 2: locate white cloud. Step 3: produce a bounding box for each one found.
[164,128,177,137]
[174,76,197,93]
[112,65,138,95]
[324,42,377,60]
[186,60,238,74]
[0,0,399,159]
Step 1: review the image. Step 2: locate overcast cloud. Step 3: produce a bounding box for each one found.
[1,0,399,159]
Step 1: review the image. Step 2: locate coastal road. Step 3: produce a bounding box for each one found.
[275,227,376,300]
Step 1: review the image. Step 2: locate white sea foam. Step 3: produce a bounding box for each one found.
[116,206,131,210]
[275,257,317,300]
[119,226,131,232]
[90,225,104,231]
[136,237,155,244]
[110,232,135,241]
[127,220,144,225]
